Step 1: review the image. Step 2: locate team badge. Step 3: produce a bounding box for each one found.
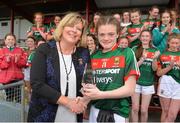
[114,57,120,66]
[78,58,83,65]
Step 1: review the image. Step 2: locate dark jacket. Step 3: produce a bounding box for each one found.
[27,41,90,122]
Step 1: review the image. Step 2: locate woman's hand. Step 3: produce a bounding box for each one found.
[66,98,87,114]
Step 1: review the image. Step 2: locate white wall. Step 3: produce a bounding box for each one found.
[0,19,32,40]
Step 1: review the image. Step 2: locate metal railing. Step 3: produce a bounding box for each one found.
[0,80,25,122]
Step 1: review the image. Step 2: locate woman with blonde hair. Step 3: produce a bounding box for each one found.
[27,12,90,122]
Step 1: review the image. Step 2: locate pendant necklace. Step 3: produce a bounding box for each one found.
[59,43,73,96]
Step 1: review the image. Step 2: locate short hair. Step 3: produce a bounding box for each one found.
[53,12,87,47]
[149,6,159,11]
[95,16,120,35]
[130,8,141,15]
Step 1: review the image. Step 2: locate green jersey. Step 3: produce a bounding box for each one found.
[127,23,143,48]
[91,44,139,118]
[158,51,180,83]
[133,46,159,86]
[27,24,48,42]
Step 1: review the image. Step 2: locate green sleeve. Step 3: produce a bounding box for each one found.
[124,48,140,81]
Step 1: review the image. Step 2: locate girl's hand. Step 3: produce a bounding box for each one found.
[14,55,20,63]
[169,61,175,68]
[142,49,148,59]
[5,55,11,62]
[153,51,160,60]
[83,84,102,100]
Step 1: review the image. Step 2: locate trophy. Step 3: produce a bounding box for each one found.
[82,63,96,84]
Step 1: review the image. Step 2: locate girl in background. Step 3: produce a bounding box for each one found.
[157,33,180,122]
[131,30,160,122]
[152,10,180,53]
[87,12,101,34]
[118,37,129,48]
[142,6,160,31]
[24,36,36,97]
[121,11,131,28]
[170,9,179,28]
[27,12,48,43]
[47,15,61,41]
[120,11,131,36]
[0,33,27,102]
[126,9,144,48]
[86,34,98,55]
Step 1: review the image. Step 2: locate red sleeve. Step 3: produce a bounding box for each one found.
[0,49,10,69]
[16,49,28,68]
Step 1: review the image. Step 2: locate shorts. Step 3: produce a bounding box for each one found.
[135,84,155,95]
[24,67,30,81]
[89,105,128,123]
[158,75,180,99]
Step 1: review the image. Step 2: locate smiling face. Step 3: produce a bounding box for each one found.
[149,8,159,19]
[130,11,141,24]
[123,12,130,22]
[140,31,152,46]
[98,24,118,52]
[54,16,61,26]
[87,36,96,51]
[34,14,43,25]
[5,35,16,47]
[168,38,180,51]
[118,38,129,48]
[161,12,171,25]
[61,22,83,45]
[26,38,36,49]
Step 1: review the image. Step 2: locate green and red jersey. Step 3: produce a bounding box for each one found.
[91,44,140,118]
[133,46,159,86]
[142,18,160,31]
[158,51,180,83]
[127,24,143,48]
[27,24,48,42]
[48,23,56,35]
[26,50,35,67]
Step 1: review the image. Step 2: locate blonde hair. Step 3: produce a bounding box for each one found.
[168,33,180,42]
[53,12,87,47]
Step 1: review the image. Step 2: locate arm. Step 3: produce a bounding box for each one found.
[27,26,33,37]
[151,50,160,71]
[16,49,28,68]
[137,57,145,67]
[38,28,47,40]
[0,49,10,69]
[152,59,158,71]
[156,61,174,76]
[83,76,136,100]
[128,33,141,43]
[47,34,54,41]
[152,28,167,46]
